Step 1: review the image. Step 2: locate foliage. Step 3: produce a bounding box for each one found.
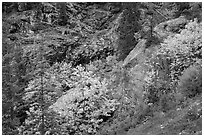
[157,19,201,86]
[20,49,63,134]
[2,40,27,134]
[47,63,119,134]
[117,3,141,60]
[2,2,202,135]
[178,64,202,98]
[143,18,202,119]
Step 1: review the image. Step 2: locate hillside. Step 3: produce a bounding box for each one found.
[2,2,202,135]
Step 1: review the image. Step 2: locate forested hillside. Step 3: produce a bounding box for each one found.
[2,2,202,135]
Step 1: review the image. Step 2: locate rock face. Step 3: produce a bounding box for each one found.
[154,16,188,39]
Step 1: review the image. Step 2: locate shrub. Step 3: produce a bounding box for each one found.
[49,63,119,135]
[22,61,120,134]
[143,19,202,114]
[177,64,202,98]
[157,19,202,85]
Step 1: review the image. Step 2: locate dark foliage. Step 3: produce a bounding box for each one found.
[178,65,202,98]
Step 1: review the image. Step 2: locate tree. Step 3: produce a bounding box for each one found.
[2,41,26,134]
[117,3,141,60]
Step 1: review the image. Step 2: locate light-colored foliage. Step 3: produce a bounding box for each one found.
[43,63,120,134]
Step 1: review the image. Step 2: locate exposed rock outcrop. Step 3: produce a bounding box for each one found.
[123,39,147,67]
